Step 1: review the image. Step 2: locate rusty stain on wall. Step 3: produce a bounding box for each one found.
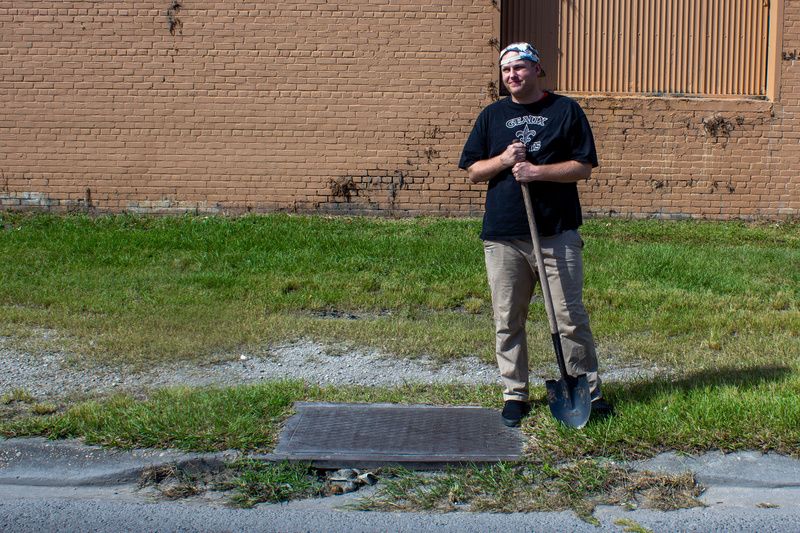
[329,176,357,201]
[702,114,735,141]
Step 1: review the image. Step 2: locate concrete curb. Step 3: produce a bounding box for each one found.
[2,437,800,495]
[0,437,237,487]
[632,450,800,489]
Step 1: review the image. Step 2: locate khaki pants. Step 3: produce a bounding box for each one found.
[483,230,601,402]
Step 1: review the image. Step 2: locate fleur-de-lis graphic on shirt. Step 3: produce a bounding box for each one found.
[515,124,536,145]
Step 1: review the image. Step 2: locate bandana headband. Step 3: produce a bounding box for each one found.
[499,42,541,66]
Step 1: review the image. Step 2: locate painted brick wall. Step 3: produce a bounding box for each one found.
[1,1,798,219]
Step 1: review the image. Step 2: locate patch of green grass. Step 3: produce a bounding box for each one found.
[1,213,797,373]
[0,382,501,451]
[1,388,35,405]
[614,518,655,533]
[581,219,799,372]
[0,213,491,365]
[225,460,323,508]
[0,388,67,422]
[136,460,325,507]
[309,382,501,407]
[29,403,59,416]
[524,366,800,460]
[3,375,798,460]
[2,380,305,452]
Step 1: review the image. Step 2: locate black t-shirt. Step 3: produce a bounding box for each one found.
[459,93,598,239]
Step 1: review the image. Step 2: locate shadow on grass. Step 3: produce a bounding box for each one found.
[528,365,800,458]
[607,364,794,404]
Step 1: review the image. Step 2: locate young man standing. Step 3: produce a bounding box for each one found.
[459,42,612,427]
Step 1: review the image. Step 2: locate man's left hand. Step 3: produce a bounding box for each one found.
[511,161,543,183]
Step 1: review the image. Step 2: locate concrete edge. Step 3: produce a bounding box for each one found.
[251,453,524,471]
[0,453,236,488]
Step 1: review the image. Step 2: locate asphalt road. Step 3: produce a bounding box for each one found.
[2,483,800,533]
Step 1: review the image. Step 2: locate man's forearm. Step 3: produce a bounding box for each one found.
[467,142,527,183]
[467,155,510,184]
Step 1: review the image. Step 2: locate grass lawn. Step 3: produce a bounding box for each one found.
[1,213,797,373]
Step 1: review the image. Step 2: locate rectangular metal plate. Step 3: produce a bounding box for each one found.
[270,402,524,468]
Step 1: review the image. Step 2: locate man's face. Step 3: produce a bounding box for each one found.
[501,58,541,100]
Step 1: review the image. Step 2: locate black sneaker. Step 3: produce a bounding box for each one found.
[591,397,614,417]
[501,400,531,427]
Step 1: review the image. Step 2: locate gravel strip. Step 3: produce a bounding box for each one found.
[1,333,657,401]
[0,335,501,400]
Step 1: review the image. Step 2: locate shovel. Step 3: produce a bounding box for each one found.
[521,183,591,429]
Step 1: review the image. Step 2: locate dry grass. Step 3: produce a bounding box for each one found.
[351,460,704,522]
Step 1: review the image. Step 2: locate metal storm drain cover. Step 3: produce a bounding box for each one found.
[271,402,524,468]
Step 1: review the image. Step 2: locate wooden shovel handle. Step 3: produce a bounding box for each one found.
[521,183,571,382]
[521,183,559,336]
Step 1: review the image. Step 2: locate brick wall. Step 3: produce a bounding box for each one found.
[1,1,798,219]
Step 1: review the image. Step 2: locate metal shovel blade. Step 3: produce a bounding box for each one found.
[545,374,592,429]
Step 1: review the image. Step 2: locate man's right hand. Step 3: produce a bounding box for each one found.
[500,141,527,168]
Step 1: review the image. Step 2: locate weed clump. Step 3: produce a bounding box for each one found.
[351,460,704,522]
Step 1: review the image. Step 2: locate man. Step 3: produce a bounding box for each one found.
[459,42,612,427]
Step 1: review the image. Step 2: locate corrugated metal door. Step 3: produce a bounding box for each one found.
[501,0,770,97]
[500,0,561,84]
